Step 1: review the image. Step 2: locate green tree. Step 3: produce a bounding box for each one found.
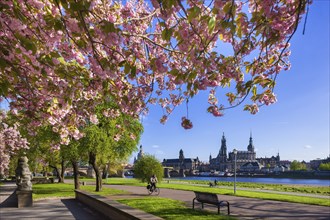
[60,140,84,189]
[80,103,143,191]
[133,155,163,183]
[290,160,307,171]
[319,162,330,171]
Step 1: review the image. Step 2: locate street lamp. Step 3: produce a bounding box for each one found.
[233,149,237,194]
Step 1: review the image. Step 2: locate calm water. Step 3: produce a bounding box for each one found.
[168,176,330,186]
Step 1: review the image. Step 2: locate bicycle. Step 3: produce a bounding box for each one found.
[147,184,160,195]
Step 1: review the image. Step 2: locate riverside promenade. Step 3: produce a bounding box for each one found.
[1,182,329,219]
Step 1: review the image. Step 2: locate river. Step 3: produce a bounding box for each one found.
[167,176,330,186]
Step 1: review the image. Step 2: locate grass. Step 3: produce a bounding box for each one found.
[32,183,127,200]
[117,197,235,220]
[168,179,330,196]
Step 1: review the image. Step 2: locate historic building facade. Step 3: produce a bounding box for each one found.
[162,149,200,170]
[133,145,144,164]
[209,132,259,172]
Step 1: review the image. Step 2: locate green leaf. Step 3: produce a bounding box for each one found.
[20,37,37,54]
[54,19,63,31]
[70,1,84,11]
[169,69,179,76]
[208,16,216,33]
[161,28,172,41]
[188,6,201,22]
[124,63,130,74]
[243,105,251,111]
[118,60,126,67]
[252,85,257,96]
[223,2,232,14]
[0,81,10,96]
[0,57,7,70]
[246,65,251,73]
[188,70,197,80]
[130,65,136,77]
[102,21,116,33]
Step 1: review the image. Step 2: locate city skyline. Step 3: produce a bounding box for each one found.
[132,131,329,164]
[130,1,329,164]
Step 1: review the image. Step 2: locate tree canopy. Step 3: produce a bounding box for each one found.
[133,154,164,183]
[0,0,311,144]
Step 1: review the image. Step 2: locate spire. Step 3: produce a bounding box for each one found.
[179,149,184,162]
[247,132,254,152]
[137,145,144,160]
[218,132,227,162]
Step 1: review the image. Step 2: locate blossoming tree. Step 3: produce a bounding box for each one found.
[0,0,310,143]
[0,110,29,175]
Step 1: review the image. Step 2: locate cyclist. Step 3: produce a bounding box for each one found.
[150,174,158,191]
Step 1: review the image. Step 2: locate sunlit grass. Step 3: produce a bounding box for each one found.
[166,179,330,196]
[117,197,235,220]
[32,183,127,200]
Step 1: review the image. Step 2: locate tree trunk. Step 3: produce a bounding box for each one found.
[60,159,65,183]
[89,152,102,191]
[102,163,108,179]
[71,160,80,190]
[49,164,63,183]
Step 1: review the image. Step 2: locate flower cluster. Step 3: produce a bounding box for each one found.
[0,111,29,174]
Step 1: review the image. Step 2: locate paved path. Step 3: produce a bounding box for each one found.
[108,185,330,220]
[0,182,107,220]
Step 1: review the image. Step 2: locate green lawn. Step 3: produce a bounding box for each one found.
[32,183,126,200]
[166,179,330,196]
[118,197,235,220]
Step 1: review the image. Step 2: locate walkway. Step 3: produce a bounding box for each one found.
[108,184,330,220]
[0,182,107,220]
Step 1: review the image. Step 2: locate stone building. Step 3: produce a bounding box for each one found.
[209,133,228,171]
[162,149,200,170]
[209,132,258,172]
[256,153,280,168]
[133,145,144,164]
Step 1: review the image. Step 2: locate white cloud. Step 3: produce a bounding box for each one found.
[304,145,312,149]
[152,145,160,148]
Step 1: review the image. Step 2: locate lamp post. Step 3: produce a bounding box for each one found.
[233,149,237,194]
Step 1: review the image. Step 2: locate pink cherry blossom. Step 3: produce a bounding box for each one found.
[0,0,310,145]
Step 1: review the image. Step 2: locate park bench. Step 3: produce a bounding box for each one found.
[192,191,230,215]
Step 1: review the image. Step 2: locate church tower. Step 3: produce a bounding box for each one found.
[218,132,227,163]
[137,145,144,160]
[247,132,255,152]
[179,149,185,163]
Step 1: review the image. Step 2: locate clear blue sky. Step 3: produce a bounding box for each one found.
[131,1,330,164]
